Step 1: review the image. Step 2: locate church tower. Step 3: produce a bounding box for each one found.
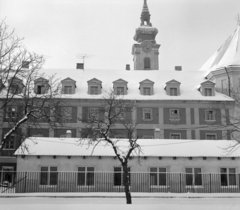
[132,0,160,70]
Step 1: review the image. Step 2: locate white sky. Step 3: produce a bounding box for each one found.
[1,0,240,71]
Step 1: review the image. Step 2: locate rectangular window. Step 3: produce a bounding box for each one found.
[205,88,212,96]
[37,85,45,94]
[170,109,179,120]
[220,168,236,186]
[114,167,130,186]
[205,134,216,140]
[185,168,202,186]
[64,86,72,94]
[62,107,72,120]
[205,110,215,121]
[90,86,98,95]
[115,107,126,120]
[6,106,17,118]
[77,167,94,186]
[170,133,181,139]
[40,167,58,185]
[88,108,99,120]
[4,134,15,149]
[143,87,151,95]
[116,87,124,95]
[170,88,177,96]
[150,167,167,186]
[143,108,152,120]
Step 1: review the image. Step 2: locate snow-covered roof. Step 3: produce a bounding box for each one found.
[200,25,240,74]
[14,137,240,158]
[38,68,233,101]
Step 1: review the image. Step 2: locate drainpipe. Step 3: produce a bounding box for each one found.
[224,67,231,97]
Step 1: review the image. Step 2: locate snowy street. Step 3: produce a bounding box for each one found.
[1,197,240,210]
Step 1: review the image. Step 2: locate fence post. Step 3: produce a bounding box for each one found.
[24,172,27,193]
[210,173,211,193]
[179,173,182,193]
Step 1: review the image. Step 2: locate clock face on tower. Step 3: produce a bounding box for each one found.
[142,44,152,53]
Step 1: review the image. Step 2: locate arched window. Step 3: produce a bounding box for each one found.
[144,57,151,69]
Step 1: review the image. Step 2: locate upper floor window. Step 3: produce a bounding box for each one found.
[143,87,151,95]
[77,167,94,186]
[115,107,126,120]
[150,167,167,186]
[116,87,124,95]
[205,110,215,121]
[37,85,45,94]
[90,86,98,95]
[6,106,17,119]
[64,86,72,94]
[204,88,212,96]
[40,166,58,186]
[88,108,99,120]
[143,108,152,121]
[170,88,177,96]
[61,107,73,120]
[4,134,15,150]
[114,167,130,186]
[170,109,179,121]
[144,57,151,69]
[34,77,49,94]
[220,168,236,186]
[185,168,202,186]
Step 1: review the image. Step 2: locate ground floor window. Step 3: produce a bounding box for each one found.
[40,167,58,185]
[220,168,236,186]
[114,167,130,186]
[77,167,94,186]
[150,167,167,186]
[0,166,14,186]
[185,168,202,186]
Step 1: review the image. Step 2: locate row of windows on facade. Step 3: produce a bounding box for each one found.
[39,166,237,187]
[4,106,217,123]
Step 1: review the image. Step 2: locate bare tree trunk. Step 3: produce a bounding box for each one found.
[122,163,132,204]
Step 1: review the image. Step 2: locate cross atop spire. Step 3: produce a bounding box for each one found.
[236,14,240,26]
[140,0,152,26]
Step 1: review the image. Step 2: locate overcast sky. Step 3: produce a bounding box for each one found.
[1,0,240,71]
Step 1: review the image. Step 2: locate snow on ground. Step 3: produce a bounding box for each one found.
[0,197,240,210]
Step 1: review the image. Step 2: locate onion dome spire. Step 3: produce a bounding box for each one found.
[141,0,152,26]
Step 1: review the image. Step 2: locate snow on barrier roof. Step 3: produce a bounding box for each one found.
[14,137,240,158]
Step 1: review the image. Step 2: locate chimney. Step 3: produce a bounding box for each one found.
[66,130,72,138]
[126,64,130,70]
[76,63,84,70]
[175,66,182,71]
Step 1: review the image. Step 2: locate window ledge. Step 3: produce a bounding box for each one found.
[150,185,170,188]
[221,186,238,188]
[39,185,57,187]
[2,148,15,150]
[205,120,216,123]
[142,118,153,121]
[185,186,203,188]
[169,119,180,122]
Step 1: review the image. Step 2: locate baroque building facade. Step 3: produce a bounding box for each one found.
[1,0,240,186]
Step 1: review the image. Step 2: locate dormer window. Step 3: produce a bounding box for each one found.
[87,78,102,95]
[61,77,76,95]
[90,86,99,95]
[165,80,181,96]
[34,77,49,94]
[139,79,154,96]
[200,81,215,96]
[113,79,128,95]
[8,77,24,94]
[116,87,124,95]
[64,86,73,94]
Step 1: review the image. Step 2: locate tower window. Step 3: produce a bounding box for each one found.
[144,57,151,70]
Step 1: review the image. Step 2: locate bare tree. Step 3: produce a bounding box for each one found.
[79,91,141,204]
[0,19,68,152]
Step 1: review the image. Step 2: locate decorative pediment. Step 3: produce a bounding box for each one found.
[166,79,181,85]
[87,78,102,84]
[34,77,49,83]
[61,77,76,83]
[200,80,215,86]
[139,79,154,84]
[113,78,128,84]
